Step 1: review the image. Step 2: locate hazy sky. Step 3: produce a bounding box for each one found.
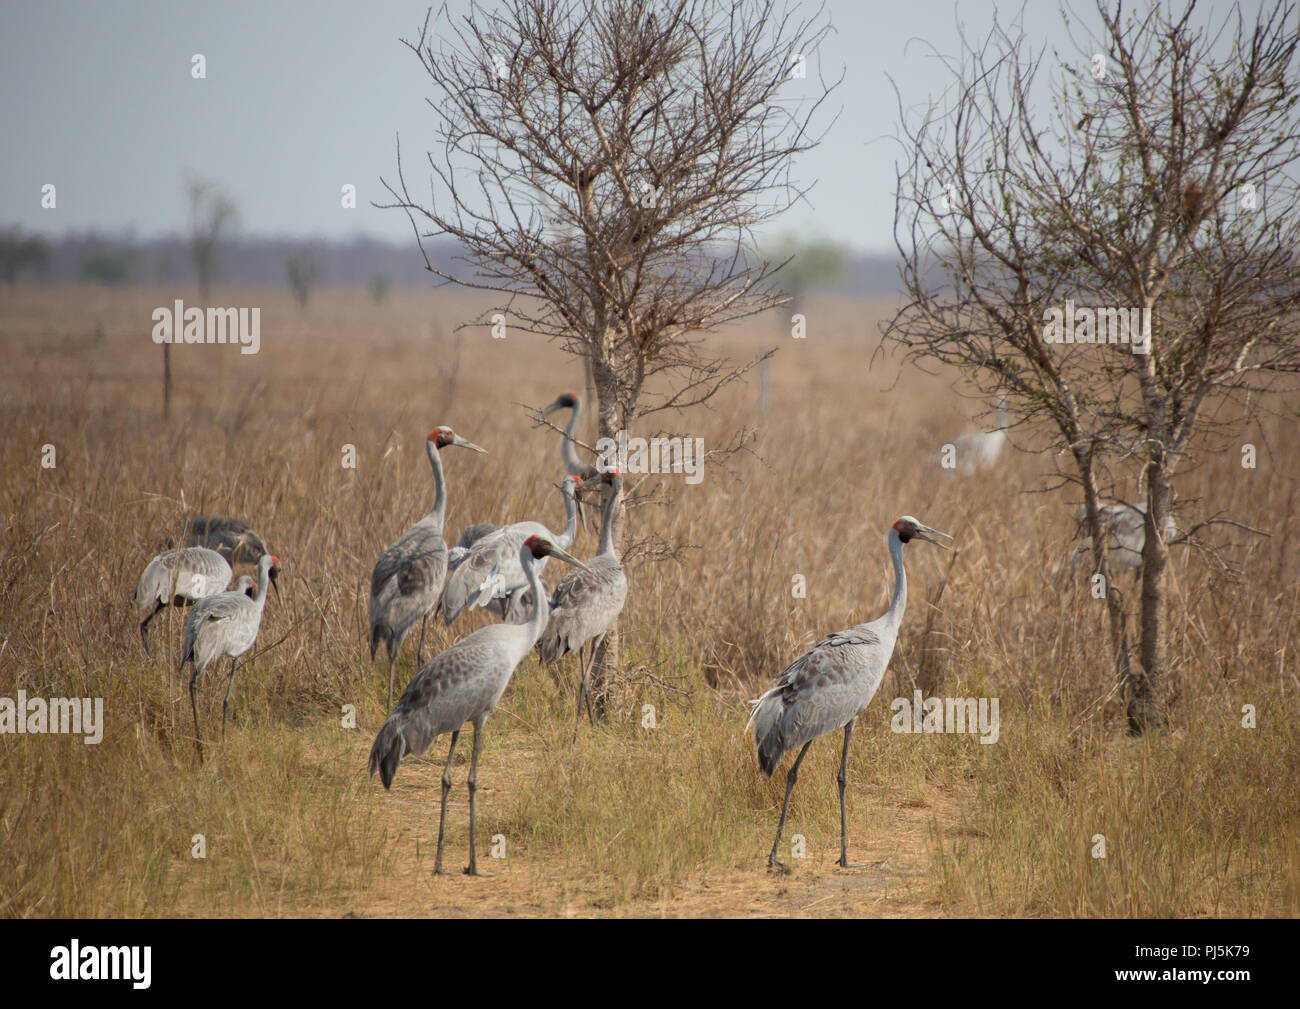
[1,1,1129,251]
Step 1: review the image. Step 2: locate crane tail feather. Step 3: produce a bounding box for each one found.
[747,690,786,778]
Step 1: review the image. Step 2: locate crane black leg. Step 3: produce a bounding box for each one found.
[768,741,812,869]
[434,730,460,875]
[386,653,396,710]
[139,601,165,655]
[572,638,598,745]
[221,657,238,740]
[416,613,428,665]
[188,666,204,764]
[837,718,861,868]
[464,718,485,876]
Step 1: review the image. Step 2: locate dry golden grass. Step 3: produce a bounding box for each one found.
[0,283,1296,917]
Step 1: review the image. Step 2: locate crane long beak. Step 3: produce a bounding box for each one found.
[269,567,282,600]
[453,435,488,454]
[917,525,953,548]
[542,397,567,417]
[546,542,588,571]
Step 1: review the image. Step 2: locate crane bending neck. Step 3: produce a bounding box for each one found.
[426,438,448,527]
[557,482,579,548]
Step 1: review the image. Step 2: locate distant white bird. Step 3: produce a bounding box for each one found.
[133,547,242,654]
[949,395,1008,476]
[748,516,951,869]
[1053,502,1176,586]
[537,470,627,742]
[179,553,280,762]
[369,535,586,875]
[441,476,582,625]
[370,427,487,707]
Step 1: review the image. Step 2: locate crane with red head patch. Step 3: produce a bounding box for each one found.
[748,513,951,870]
[369,426,487,707]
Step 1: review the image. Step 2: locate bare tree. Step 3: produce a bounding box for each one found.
[381,0,837,711]
[172,177,238,419]
[885,1,1300,732]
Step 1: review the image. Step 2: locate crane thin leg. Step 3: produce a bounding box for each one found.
[139,601,165,655]
[416,613,428,665]
[572,637,599,745]
[221,657,238,740]
[434,730,460,875]
[386,653,396,710]
[837,718,861,868]
[464,718,485,876]
[768,741,812,869]
[188,666,205,764]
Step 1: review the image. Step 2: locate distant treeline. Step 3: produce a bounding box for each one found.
[0,228,901,294]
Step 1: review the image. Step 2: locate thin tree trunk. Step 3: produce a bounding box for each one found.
[589,338,623,720]
[1130,455,1171,733]
[1075,445,1133,699]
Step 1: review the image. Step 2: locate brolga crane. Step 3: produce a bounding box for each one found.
[370,427,487,707]
[950,395,1008,476]
[537,470,627,743]
[369,534,586,875]
[441,475,582,626]
[1052,502,1176,587]
[233,575,256,598]
[181,515,271,564]
[748,515,951,870]
[179,553,281,762]
[133,546,249,654]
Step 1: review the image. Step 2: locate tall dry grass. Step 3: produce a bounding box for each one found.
[0,284,1295,916]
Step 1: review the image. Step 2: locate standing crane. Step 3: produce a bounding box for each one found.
[369,535,586,875]
[181,515,271,564]
[370,427,487,707]
[133,546,242,654]
[748,515,951,870]
[179,553,281,762]
[440,475,582,626]
[950,395,1009,476]
[537,470,627,743]
[1052,502,1176,587]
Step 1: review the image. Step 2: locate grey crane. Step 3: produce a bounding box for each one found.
[181,514,272,564]
[369,534,586,875]
[1052,502,1176,587]
[134,546,236,654]
[233,575,257,598]
[536,469,627,743]
[179,553,281,762]
[440,475,582,626]
[748,515,951,870]
[370,427,487,707]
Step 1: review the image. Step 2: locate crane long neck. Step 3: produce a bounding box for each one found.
[883,528,906,633]
[598,481,620,557]
[519,545,549,644]
[253,561,271,608]
[426,439,448,528]
[556,483,578,548]
[562,401,582,475]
